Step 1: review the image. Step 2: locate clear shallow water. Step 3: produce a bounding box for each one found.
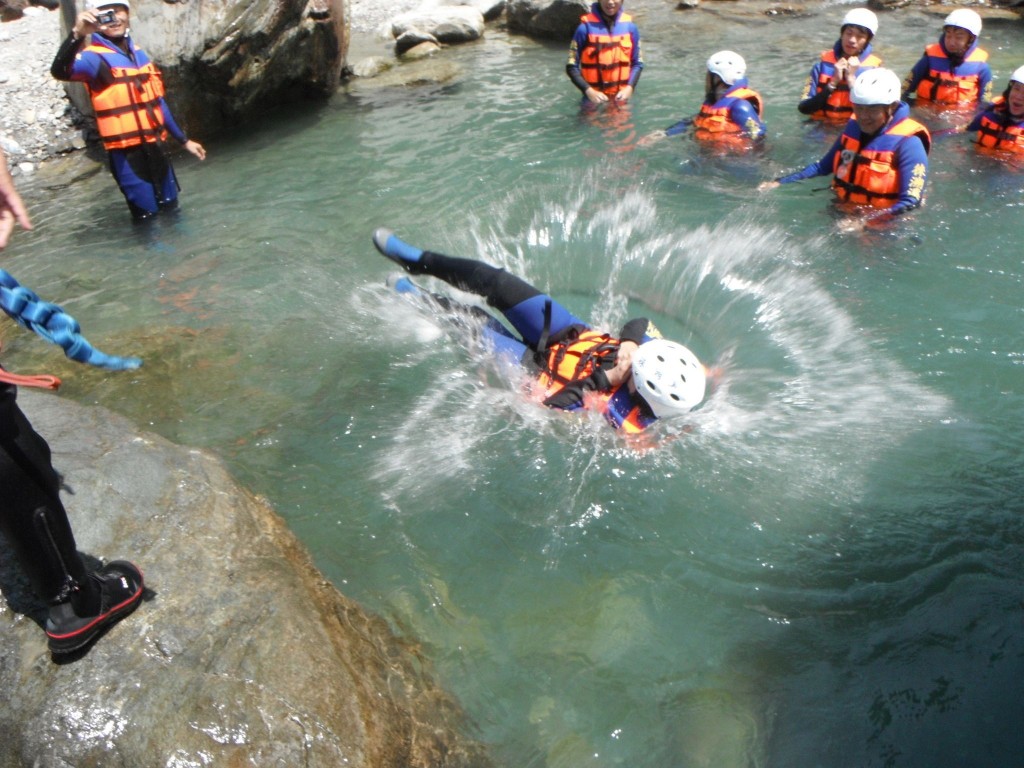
[6,4,1024,765]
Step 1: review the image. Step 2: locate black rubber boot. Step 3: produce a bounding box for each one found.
[46,561,144,655]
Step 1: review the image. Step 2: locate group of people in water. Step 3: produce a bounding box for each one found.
[2,0,1020,660]
[376,2,1023,442]
[570,0,1024,225]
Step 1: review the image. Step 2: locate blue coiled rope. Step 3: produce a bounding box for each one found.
[0,269,142,370]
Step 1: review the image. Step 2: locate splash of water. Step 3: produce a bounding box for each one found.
[367,175,949,533]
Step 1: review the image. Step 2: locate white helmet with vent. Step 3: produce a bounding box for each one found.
[842,8,878,36]
[850,68,901,106]
[706,51,746,86]
[944,9,982,37]
[632,339,707,417]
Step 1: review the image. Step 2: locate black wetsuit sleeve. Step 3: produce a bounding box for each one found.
[567,64,591,94]
[51,32,82,81]
[543,369,611,409]
[619,317,648,345]
[798,87,832,115]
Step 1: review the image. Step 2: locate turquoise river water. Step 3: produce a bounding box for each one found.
[5,2,1024,765]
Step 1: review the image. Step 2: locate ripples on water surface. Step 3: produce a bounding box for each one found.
[6,4,1024,765]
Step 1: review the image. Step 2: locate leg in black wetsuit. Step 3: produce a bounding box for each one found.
[0,382,145,655]
[0,383,95,610]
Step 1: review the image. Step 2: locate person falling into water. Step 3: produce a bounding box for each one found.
[798,8,882,123]
[566,0,643,109]
[640,51,765,148]
[759,68,930,229]
[50,0,207,221]
[373,228,708,434]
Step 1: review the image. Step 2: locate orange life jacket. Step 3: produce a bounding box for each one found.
[536,331,648,433]
[578,11,635,96]
[832,117,931,207]
[812,50,883,121]
[83,43,168,151]
[974,97,1024,155]
[692,87,764,137]
[917,43,988,104]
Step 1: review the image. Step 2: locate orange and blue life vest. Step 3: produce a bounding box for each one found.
[576,10,638,96]
[916,43,989,104]
[972,97,1024,155]
[82,42,168,151]
[832,114,931,207]
[809,48,882,121]
[536,330,653,433]
[693,83,764,139]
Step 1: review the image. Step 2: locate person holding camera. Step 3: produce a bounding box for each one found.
[50,0,206,221]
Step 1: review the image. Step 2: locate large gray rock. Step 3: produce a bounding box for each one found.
[0,391,491,768]
[415,0,507,22]
[506,0,587,41]
[391,5,486,43]
[57,0,349,138]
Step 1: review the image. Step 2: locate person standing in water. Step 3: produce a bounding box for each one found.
[798,8,882,122]
[50,0,207,220]
[902,8,992,107]
[641,51,765,147]
[967,65,1024,158]
[760,69,930,224]
[566,0,643,108]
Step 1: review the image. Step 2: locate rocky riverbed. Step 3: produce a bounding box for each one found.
[0,6,85,175]
[0,0,428,178]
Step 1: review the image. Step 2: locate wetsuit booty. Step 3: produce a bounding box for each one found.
[386,272,421,295]
[373,228,425,272]
[46,560,144,655]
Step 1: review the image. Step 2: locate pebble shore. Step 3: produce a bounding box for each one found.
[0,7,86,177]
[0,0,429,178]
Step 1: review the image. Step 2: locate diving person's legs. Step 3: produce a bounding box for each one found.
[373,229,586,347]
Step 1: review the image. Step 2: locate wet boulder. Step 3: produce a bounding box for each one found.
[57,0,349,138]
[506,0,587,40]
[390,4,486,43]
[0,391,490,768]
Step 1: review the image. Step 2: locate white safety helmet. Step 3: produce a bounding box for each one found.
[841,8,878,37]
[631,339,707,417]
[1011,65,1024,85]
[706,51,746,87]
[943,8,982,37]
[850,67,902,106]
[86,0,129,11]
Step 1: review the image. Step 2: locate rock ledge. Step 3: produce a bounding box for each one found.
[0,390,490,768]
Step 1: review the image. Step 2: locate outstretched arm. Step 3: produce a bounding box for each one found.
[0,153,32,249]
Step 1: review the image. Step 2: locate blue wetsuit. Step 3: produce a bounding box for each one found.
[411,251,651,415]
[51,31,189,219]
[777,102,929,216]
